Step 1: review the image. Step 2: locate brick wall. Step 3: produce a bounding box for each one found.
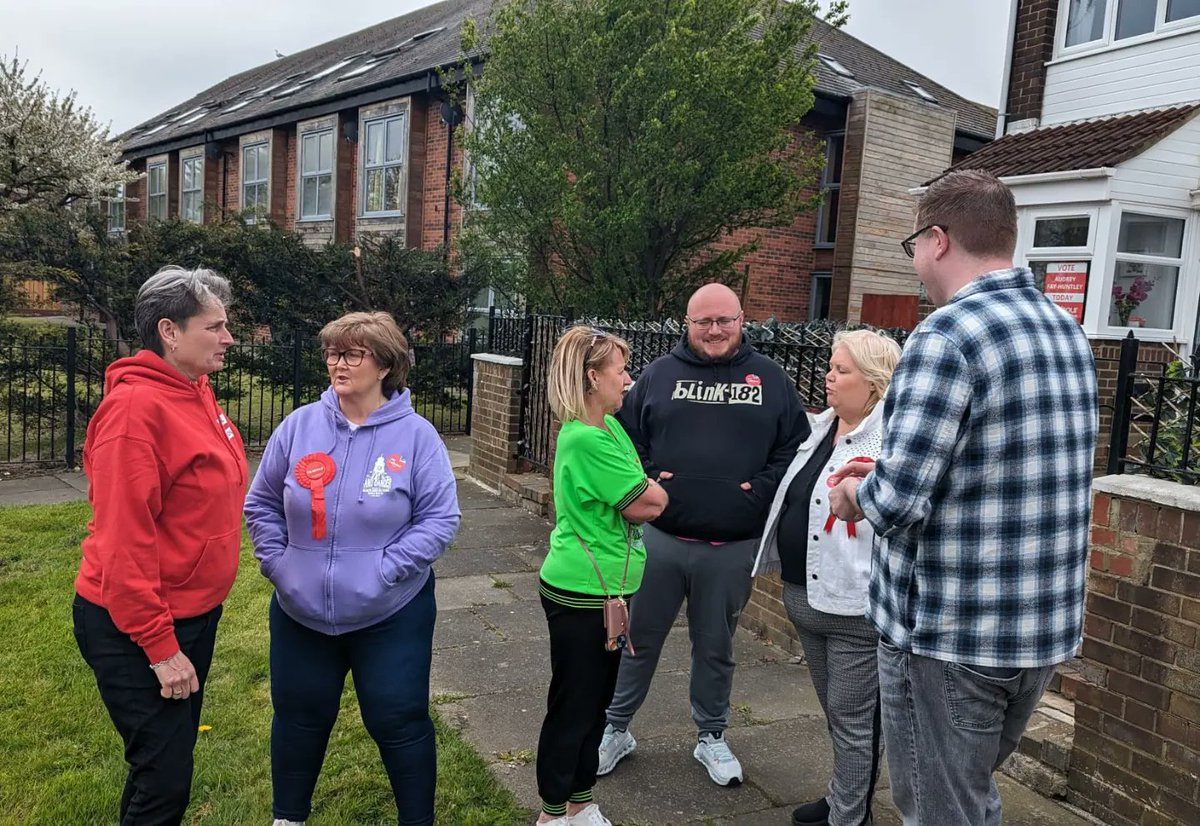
[1070,476,1200,826]
[421,99,465,252]
[467,354,524,489]
[1005,0,1057,127]
[125,159,146,224]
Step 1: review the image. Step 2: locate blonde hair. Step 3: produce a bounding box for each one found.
[319,311,413,395]
[548,326,631,422]
[831,329,902,415]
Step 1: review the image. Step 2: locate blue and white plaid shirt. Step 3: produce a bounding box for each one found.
[859,267,1098,668]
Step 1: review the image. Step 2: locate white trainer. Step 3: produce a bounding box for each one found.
[567,803,613,825]
[272,820,305,826]
[596,723,636,776]
[693,732,744,786]
[538,817,571,826]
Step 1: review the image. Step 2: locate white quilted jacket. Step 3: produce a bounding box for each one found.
[751,401,885,616]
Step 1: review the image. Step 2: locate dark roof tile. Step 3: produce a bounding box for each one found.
[936,105,1200,181]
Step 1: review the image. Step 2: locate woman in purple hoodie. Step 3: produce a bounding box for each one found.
[244,311,460,826]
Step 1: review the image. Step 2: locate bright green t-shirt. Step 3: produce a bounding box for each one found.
[540,415,648,601]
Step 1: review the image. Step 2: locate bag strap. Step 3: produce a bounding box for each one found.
[575,522,634,599]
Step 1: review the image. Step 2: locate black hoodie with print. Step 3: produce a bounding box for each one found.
[616,334,810,542]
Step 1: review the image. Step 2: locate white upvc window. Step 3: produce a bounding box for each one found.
[1057,0,1200,56]
[1020,207,1099,325]
[147,162,168,220]
[241,142,270,222]
[299,129,334,220]
[108,184,126,233]
[181,156,203,223]
[361,112,407,216]
[1104,209,1188,331]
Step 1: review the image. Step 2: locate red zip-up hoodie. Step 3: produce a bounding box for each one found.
[75,349,248,663]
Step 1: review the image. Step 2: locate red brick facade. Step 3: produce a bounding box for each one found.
[1005,0,1058,126]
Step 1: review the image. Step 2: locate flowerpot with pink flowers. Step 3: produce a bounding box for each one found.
[1111,275,1154,327]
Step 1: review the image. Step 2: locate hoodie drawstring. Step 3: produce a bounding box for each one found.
[356,427,379,504]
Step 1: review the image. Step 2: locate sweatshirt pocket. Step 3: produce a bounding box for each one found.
[330,547,392,628]
[173,528,241,594]
[658,474,766,539]
[270,545,329,627]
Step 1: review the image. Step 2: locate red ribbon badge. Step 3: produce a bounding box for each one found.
[295,452,337,539]
[824,456,875,538]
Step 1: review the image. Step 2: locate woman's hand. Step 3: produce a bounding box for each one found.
[152,651,200,700]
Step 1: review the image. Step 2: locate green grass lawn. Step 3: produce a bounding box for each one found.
[0,501,528,826]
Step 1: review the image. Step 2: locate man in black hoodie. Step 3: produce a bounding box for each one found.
[597,283,810,786]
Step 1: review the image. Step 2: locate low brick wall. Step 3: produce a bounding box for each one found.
[1070,475,1200,826]
[467,354,524,490]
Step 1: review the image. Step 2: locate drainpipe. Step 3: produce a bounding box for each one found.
[996,0,1020,138]
[440,97,465,252]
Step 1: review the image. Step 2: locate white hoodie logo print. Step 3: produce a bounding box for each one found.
[362,456,392,497]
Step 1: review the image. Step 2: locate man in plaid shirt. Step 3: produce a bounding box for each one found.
[830,170,1097,825]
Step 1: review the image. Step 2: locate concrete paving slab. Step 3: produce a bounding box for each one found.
[497,571,543,603]
[0,487,93,506]
[431,638,551,697]
[55,471,89,493]
[471,601,550,642]
[454,518,550,550]
[435,545,535,578]
[0,475,75,493]
[433,607,503,649]
[455,480,511,510]
[452,684,549,760]
[435,574,518,611]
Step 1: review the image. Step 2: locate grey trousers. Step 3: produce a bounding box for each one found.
[783,583,882,826]
[877,639,1058,826]
[606,523,758,734]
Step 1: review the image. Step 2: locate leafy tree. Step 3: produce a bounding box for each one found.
[457,0,844,317]
[0,56,139,212]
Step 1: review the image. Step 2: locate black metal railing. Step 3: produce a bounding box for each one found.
[0,325,482,467]
[1108,332,1200,485]
[510,315,909,472]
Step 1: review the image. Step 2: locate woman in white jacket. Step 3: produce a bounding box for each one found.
[752,329,900,826]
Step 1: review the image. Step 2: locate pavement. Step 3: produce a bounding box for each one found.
[0,435,1096,825]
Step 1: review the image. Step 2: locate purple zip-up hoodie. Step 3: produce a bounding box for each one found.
[244,386,460,634]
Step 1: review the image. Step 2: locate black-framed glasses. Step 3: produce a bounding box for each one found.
[322,347,372,367]
[685,312,743,330]
[900,224,947,258]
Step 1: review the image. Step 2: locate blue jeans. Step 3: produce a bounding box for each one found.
[269,574,436,825]
[876,639,1057,826]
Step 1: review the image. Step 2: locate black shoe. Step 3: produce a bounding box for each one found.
[791,797,831,826]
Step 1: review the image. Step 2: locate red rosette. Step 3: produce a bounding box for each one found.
[295,452,337,539]
[824,456,874,537]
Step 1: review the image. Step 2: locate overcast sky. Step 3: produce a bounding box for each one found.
[2,0,1012,134]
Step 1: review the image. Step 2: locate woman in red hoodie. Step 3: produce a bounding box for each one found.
[73,265,248,826]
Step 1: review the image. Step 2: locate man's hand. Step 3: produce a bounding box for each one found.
[739,481,752,491]
[656,471,673,481]
[830,477,865,522]
[827,459,876,487]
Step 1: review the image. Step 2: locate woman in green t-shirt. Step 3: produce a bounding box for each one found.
[535,326,668,826]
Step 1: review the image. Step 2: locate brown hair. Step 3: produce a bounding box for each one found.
[917,169,1017,258]
[319,311,412,395]
[548,326,632,422]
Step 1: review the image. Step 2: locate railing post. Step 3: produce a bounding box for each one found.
[1107,331,1139,475]
[291,331,303,411]
[516,311,535,459]
[464,328,477,435]
[488,306,497,351]
[65,327,77,469]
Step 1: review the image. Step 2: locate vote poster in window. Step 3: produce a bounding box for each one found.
[1038,261,1089,324]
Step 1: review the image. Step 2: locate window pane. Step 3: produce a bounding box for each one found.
[366,168,384,213]
[317,174,332,216]
[302,134,318,174]
[302,177,318,217]
[257,145,270,181]
[818,189,840,244]
[366,121,384,166]
[384,166,403,212]
[1065,0,1108,46]
[1108,261,1179,328]
[1167,0,1200,22]
[810,274,832,320]
[318,132,333,172]
[257,183,269,210]
[386,116,405,163]
[1116,0,1157,39]
[183,161,194,191]
[826,134,844,185]
[242,147,256,181]
[1033,216,1090,247]
[1118,213,1185,257]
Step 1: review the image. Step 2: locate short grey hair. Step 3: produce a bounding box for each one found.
[135,266,232,355]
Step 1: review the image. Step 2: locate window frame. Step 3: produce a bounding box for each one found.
[147,161,168,221]
[107,183,126,234]
[180,155,204,224]
[814,131,844,249]
[359,112,408,218]
[1055,0,1200,59]
[298,128,335,222]
[241,141,271,223]
[1102,206,1189,333]
[1020,207,1099,322]
[809,271,833,321]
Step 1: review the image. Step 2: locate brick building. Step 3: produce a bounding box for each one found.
[112,0,994,324]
